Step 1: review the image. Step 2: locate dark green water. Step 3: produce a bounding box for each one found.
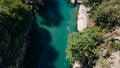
[32,0,77,68]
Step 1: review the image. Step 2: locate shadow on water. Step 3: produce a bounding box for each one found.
[24,0,63,68]
[36,0,62,27]
[24,24,59,68]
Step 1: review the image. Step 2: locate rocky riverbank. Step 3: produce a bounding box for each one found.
[77,4,90,32]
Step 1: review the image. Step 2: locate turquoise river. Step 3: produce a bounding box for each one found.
[26,0,78,68]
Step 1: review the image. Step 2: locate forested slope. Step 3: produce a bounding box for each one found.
[0,0,32,68]
[66,0,120,68]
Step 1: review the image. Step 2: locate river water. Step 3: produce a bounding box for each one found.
[28,0,77,68]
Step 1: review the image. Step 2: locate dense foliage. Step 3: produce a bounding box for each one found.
[83,0,120,28]
[0,0,32,67]
[83,0,102,7]
[91,0,120,28]
[66,27,105,63]
[0,0,32,34]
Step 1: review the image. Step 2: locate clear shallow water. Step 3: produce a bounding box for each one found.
[34,0,77,68]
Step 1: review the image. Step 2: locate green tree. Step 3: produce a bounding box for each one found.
[66,27,105,67]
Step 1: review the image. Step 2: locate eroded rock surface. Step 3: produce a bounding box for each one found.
[77,4,90,32]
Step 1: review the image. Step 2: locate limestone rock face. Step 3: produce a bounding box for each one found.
[108,51,120,68]
[94,51,120,68]
[77,4,90,32]
[94,27,120,68]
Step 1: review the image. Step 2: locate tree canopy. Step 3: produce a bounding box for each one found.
[66,27,105,63]
[0,0,32,35]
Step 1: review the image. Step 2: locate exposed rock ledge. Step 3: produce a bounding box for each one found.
[77,4,90,32]
[94,27,120,68]
[94,51,120,68]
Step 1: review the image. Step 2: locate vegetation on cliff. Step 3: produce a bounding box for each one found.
[66,0,120,67]
[0,0,32,67]
[91,0,120,28]
[66,27,105,67]
[84,0,120,28]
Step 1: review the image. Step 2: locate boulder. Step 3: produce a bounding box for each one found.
[70,0,75,4]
